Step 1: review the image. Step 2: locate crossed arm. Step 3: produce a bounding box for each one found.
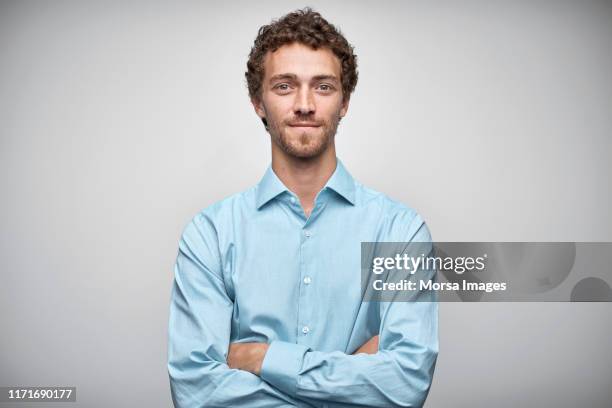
[226,335,380,375]
[169,214,438,408]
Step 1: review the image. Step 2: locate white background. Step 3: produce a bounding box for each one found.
[1,1,611,406]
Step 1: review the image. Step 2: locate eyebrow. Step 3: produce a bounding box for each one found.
[269,73,340,84]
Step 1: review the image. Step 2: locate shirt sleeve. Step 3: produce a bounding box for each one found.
[259,212,439,408]
[168,213,312,408]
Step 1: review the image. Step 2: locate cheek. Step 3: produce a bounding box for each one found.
[263,96,292,118]
[317,96,344,114]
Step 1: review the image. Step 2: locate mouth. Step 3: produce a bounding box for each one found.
[288,123,321,128]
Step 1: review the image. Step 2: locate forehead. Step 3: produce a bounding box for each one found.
[263,42,341,79]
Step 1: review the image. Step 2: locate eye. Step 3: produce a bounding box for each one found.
[273,83,292,93]
[317,83,335,92]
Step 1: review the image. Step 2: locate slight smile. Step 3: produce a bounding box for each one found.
[288,123,321,129]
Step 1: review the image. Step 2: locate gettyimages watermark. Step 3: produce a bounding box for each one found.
[361,242,612,302]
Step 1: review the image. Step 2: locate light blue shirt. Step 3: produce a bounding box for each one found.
[168,158,438,408]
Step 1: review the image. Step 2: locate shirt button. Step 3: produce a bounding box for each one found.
[302,326,310,334]
[290,197,296,204]
[303,276,312,285]
[304,230,311,238]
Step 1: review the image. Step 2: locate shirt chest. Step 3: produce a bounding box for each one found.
[221,203,382,349]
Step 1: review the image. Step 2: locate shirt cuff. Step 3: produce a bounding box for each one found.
[260,340,310,397]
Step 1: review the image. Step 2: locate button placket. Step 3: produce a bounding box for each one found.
[297,221,316,342]
[296,198,325,344]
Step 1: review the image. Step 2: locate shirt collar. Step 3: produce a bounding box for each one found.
[255,157,356,210]
[255,165,288,209]
[324,158,356,206]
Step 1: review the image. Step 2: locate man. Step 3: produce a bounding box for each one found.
[168,8,438,408]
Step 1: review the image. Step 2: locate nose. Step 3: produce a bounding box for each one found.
[293,85,315,116]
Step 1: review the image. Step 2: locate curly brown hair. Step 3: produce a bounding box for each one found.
[245,7,358,105]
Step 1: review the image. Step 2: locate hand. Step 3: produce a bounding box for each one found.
[227,342,269,375]
[352,335,379,355]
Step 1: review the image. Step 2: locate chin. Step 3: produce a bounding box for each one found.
[287,127,321,138]
[292,149,324,158]
[282,141,328,159]
[272,127,332,158]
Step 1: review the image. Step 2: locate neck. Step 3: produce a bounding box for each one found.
[271,144,337,217]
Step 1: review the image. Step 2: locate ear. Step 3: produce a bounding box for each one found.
[251,97,266,119]
[340,97,350,118]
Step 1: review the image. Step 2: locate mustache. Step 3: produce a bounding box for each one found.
[286,117,323,126]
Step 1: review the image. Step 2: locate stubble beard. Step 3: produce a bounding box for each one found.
[267,113,341,159]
